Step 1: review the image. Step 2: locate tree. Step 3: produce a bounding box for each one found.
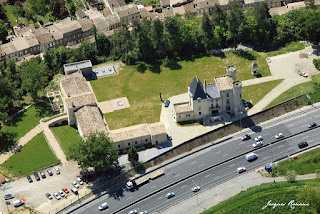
[0,78,15,122]
[285,170,296,183]
[297,184,320,213]
[0,19,9,43]
[70,132,118,171]
[305,0,316,9]
[128,147,139,166]
[26,0,48,16]
[164,16,182,57]
[227,0,245,46]
[201,13,214,51]
[96,33,111,56]
[150,19,165,59]
[48,0,68,19]
[80,39,97,64]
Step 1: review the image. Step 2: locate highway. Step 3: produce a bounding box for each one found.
[68,106,320,214]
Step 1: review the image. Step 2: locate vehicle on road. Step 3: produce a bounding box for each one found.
[72,181,80,188]
[241,134,251,141]
[4,194,14,200]
[47,168,53,176]
[98,202,108,211]
[192,186,200,192]
[13,199,24,207]
[252,141,263,148]
[308,122,317,128]
[237,167,246,173]
[128,210,137,214]
[139,211,148,214]
[45,193,53,200]
[53,192,61,200]
[77,177,84,185]
[71,188,78,195]
[55,166,60,174]
[40,171,46,179]
[27,175,33,183]
[58,190,65,197]
[126,181,134,190]
[166,192,175,199]
[275,133,284,139]
[298,142,308,149]
[164,100,170,107]
[254,136,263,142]
[34,172,40,181]
[62,188,69,194]
[245,153,258,161]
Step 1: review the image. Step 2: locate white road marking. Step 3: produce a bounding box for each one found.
[264,133,270,135]
[157,197,163,200]
[288,124,295,127]
[223,154,228,157]
[198,164,204,168]
[174,174,180,178]
[214,176,220,179]
[287,148,291,151]
[262,156,269,160]
[150,185,157,189]
[190,161,197,165]
[239,142,245,145]
[205,174,211,178]
[229,164,235,167]
[127,197,132,200]
[278,145,284,148]
[181,185,188,189]
[214,151,221,154]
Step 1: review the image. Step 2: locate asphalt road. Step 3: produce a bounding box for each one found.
[69,106,320,214]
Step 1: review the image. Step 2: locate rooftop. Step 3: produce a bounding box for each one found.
[160,0,171,6]
[183,2,197,13]
[206,84,220,98]
[174,102,193,113]
[60,72,92,97]
[64,92,96,109]
[196,0,218,8]
[215,75,233,91]
[76,9,87,19]
[163,7,174,18]
[139,8,151,18]
[11,37,32,52]
[148,122,167,136]
[109,123,151,142]
[172,6,186,15]
[0,42,17,55]
[64,60,92,74]
[54,17,82,35]
[189,76,207,100]
[33,28,55,44]
[150,12,164,20]
[116,6,139,18]
[93,16,109,32]
[46,24,63,40]
[77,18,94,32]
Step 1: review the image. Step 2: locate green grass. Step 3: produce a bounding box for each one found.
[266,42,306,57]
[3,4,17,26]
[202,179,319,214]
[93,51,271,129]
[242,79,284,106]
[50,126,82,159]
[1,132,60,176]
[265,74,320,109]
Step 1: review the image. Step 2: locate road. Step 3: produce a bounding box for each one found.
[68,106,320,214]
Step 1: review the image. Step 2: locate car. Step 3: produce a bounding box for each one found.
[40,171,46,179]
[252,141,263,148]
[53,192,61,200]
[77,177,84,185]
[13,199,24,207]
[4,194,15,200]
[166,192,175,199]
[164,100,170,107]
[27,175,33,183]
[308,122,317,128]
[254,136,263,142]
[47,168,53,176]
[34,172,40,181]
[58,190,65,197]
[300,72,308,78]
[167,134,172,140]
[241,134,251,141]
[298,142,308,149]
[72,181,80,188]
[237,167,246,173]
[98,202,108,211]
[71,188,78,195]
[45,193,53,200]
[275,133,284,139]
[62,187,69,194]
[192,186,200,192]
[139,211,148,214]
[128,210,137,214]
[54,166,60,175]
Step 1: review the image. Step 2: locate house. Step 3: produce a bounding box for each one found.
[170,0,193,7]
[195,0,218,14]
[163,7,175,19]
[54,17,83,47]
[63,60,93,78]
[33,28,55,52]
[106,0,126,12]
[173,6,186,15]
[160,0,171,7]
[0,42,18,61]
[11,36,40,61]
[76,9,87,19]
[183,2,197,14]
[174,65,245,123]
[139,8,152,20]
[106,14,121,31]
[76,18,94,39]
[46,24,64,48]
[150,12,164,21]
[269,1,305,15]
[115,5,140,26]
[93,16,109,34]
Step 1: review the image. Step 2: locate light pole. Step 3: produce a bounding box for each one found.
[192,180,199,205]
[239,111,243,132]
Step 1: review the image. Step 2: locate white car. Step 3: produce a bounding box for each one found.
[254,136,263,142]
[72,181,80,189]
[58,190,65,197]
[128,210,137,214]
[275,133,284,139]
[253,141,263,148]
[98,202,108,211]
[77,177,84,185]
[167,134,172,140]
[53,192,61,200]
[166,192,175,198]
[139,211,148,214]
[192,186,200,192]
[54,166,60,175]
[300,72,308,78]
[237,167,246,173]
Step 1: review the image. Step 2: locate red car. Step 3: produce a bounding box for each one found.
[62,188,69,194]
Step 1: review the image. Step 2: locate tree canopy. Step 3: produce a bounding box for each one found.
[0,19,9,43]
[128,147,139,166]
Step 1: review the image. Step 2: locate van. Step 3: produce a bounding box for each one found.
[245,153,257,161]
[71,188,78,195]
[13,199,24,207]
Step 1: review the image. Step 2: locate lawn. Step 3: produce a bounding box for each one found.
[242,79,284,106]
[266,41,306,57]
[202,179,319,214]
[50,125,82,159]
[265,74,320,109]
[92,51,271,130]
[1,132,60,176]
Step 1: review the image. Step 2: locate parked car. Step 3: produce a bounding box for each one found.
[237,167,246,173]
[166,192,175,199]
[4,194,14,200]
[54,166,60,175]
[72,181,80,189]
[98,202,108,211]
[308,122,317,128]
[71,188,78,195]
[62,187,69,194]
[254,136,263,142]
[164,100,170,107]
[298,142,308,149]
[47,168,53,176]
[53,192,61,200]
[275,133,284,139]
[27,175,33,183]
[300,72,308,78]
[34,172,40,181]
[45,193,53,200]
[58,190,65,197]
[13,199,24,207]
[40,171,46,179]
[77,177,84,185]
[252,141,263,148]
[241,134,251,141]
[128,210,137,214]
[192,186,200,192]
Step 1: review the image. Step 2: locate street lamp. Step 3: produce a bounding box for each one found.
[192,180,199,205]
[239,111,243,132]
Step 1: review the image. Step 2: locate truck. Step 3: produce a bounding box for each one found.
[149,169,165,180]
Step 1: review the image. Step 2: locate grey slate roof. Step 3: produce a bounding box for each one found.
[189,76,207,100]
[206,84,220,98]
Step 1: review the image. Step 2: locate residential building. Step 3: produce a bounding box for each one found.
[106,14,121,31]
[76,18,94,39]
[139,8,152,20]
[163,7,175,19]
[0,42,18,61]
[106,0,127,12]
[46,24,64,48]
[54,17,83,47]
[63,60,93,78]
[115,5,140,26]
[160,0,171,7]
[150,12,164,21]
[195,0,218,14]
[93,16,109,34]
[269,1,305,15]
[33,28,55,52]
[170,0,193,7]
[76,9,87,19]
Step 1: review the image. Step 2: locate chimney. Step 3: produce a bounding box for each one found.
[204,79,207,93]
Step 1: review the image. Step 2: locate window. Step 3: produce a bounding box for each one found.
[198,100,201,103]
[145,139,148,142]
[226,93,229,97]
[128,143,130,146]
[226,106,230,111]
[216,103,218,108]
[118,145,120,148]
[198,106,201,110]
[135,141,137,144]
[211,104,213,108]
[211,99,214,103]
[179,115,181,118]
[199,112,201,115]
[226,99,230,104]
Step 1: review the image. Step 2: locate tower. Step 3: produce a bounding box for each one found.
[227,65,237,82]
[233,80,242,117]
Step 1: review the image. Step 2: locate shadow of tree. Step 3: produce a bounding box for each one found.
[233,50,256,60]
[0,131,17,153]
[34,99,56,118]
[136,61,147,73]
[164,58,182,70]
[148,60,162,74]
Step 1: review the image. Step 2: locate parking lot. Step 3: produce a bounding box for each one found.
[1,161,82,213]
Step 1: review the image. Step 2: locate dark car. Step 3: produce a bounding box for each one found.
[308,122,317,128]
[241,134,251,141]
[40,171,46,179]
[45,193,53,200]
[27,175,33,183]
[4,194,15,200]
[164,100,170,107]
[47,168,53,176]
[298,142,308,149]
[34,172,40,181]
